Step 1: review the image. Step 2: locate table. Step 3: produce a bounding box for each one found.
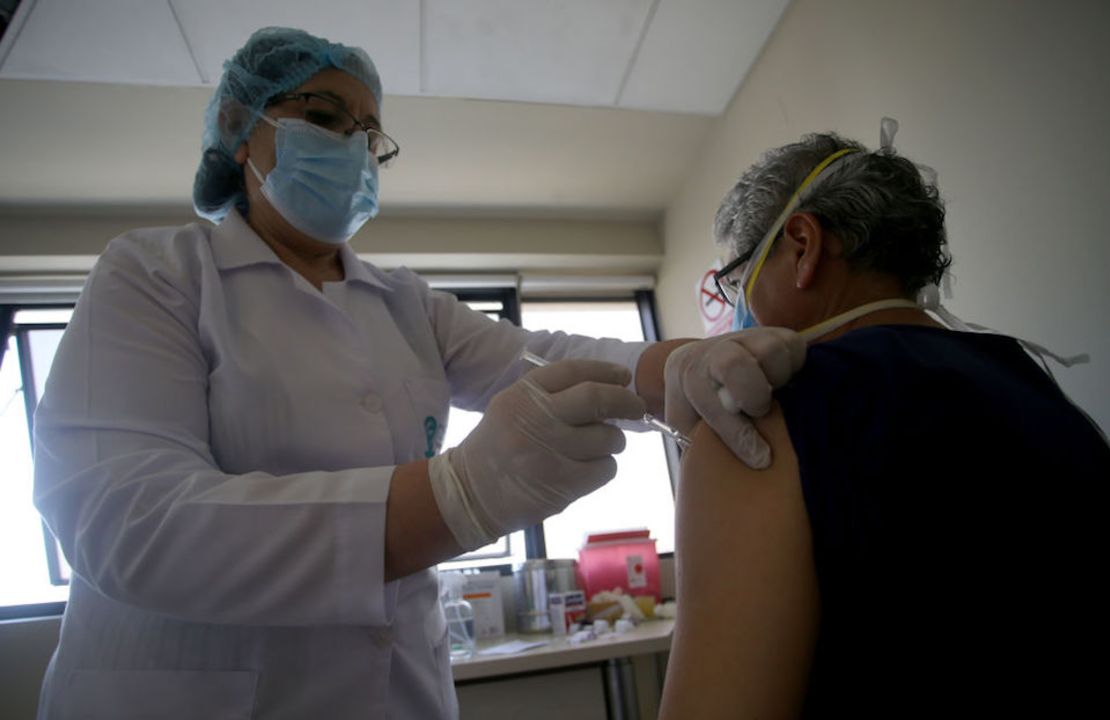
[452,619,674,719]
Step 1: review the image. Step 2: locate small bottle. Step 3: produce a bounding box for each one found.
[440,573,475,658]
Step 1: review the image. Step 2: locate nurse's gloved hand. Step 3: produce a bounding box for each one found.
[427,359,647,552]
[664,327,805,469]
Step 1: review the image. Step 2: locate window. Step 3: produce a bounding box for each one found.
[0,285,678,615]
[1,307,73,618]
[521,299,676,559]
[436,289,529,571]
[437,291,677,569]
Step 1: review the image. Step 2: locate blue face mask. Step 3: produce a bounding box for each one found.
[730,288,758,331]
[731,303,758,331]
[248,117,379,243]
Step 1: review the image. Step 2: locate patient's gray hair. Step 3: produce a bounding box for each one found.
[714,132,951,295]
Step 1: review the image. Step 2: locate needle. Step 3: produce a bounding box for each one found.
[520,350,692,450]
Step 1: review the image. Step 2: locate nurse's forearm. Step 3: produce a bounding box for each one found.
[635,339,695,417]
[383,460,464,581]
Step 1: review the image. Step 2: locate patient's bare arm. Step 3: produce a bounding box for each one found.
[659,408,819,719]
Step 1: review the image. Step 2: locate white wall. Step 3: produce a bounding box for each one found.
[0,78,712,214]
[655,0,1110,432]
[0,209,662,276]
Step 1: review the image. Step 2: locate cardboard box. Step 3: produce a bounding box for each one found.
[461,571,505,640]
[548,590,587,636]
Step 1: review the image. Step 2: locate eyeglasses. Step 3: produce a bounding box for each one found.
[266,92,400,166]
[712,246,758,307]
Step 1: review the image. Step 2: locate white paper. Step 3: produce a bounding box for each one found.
[477,639,549,656]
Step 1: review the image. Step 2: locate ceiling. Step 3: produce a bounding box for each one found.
[0,0,791,215]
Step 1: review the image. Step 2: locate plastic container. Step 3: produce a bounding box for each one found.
[439,573,475,658]
[513,559,578,634]
[577,529,660,602]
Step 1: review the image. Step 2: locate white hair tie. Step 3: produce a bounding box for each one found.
[879,116,899,152]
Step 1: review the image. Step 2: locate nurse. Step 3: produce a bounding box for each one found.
[31,27,801,719]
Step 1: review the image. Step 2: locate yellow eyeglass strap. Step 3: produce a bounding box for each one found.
[743,147,861,300]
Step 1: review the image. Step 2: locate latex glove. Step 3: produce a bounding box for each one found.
[664,327,805,468]
[428,359,647,551]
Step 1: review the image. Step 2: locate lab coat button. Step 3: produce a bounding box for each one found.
[361,392,383,413]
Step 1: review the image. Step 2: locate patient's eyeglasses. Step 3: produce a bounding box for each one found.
[712,247,756,307]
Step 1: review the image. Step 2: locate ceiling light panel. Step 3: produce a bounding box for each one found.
[619,0,790,115]
[423,0,654,106]
[169,0,420,92]
[0,0,200,84]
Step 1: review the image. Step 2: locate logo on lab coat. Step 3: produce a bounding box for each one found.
[424,416,445,458]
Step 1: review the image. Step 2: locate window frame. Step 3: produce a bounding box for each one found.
[0,284,679,615]
[434,286,541,574]
[517,293,679,560]
[1,303,75,619]
[15,321,73,588]
[635,289,682,498]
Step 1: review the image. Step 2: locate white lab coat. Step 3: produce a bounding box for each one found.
[33,210,648,720]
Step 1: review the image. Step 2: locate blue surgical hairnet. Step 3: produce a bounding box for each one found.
[192,27,382,223]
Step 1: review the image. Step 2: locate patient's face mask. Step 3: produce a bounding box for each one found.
[248,116,379,244]
[726,229,776,331]
[729,262,759,330]
[730,302,757,331]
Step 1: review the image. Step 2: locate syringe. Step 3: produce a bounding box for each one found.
[520,350,692,449]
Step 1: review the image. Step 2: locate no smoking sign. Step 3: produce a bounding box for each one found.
[696,264,733,336]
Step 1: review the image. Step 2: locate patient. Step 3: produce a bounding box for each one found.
[659,131,1109,718]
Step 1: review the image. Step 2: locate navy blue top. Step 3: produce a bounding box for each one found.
[775,325,1108,717]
